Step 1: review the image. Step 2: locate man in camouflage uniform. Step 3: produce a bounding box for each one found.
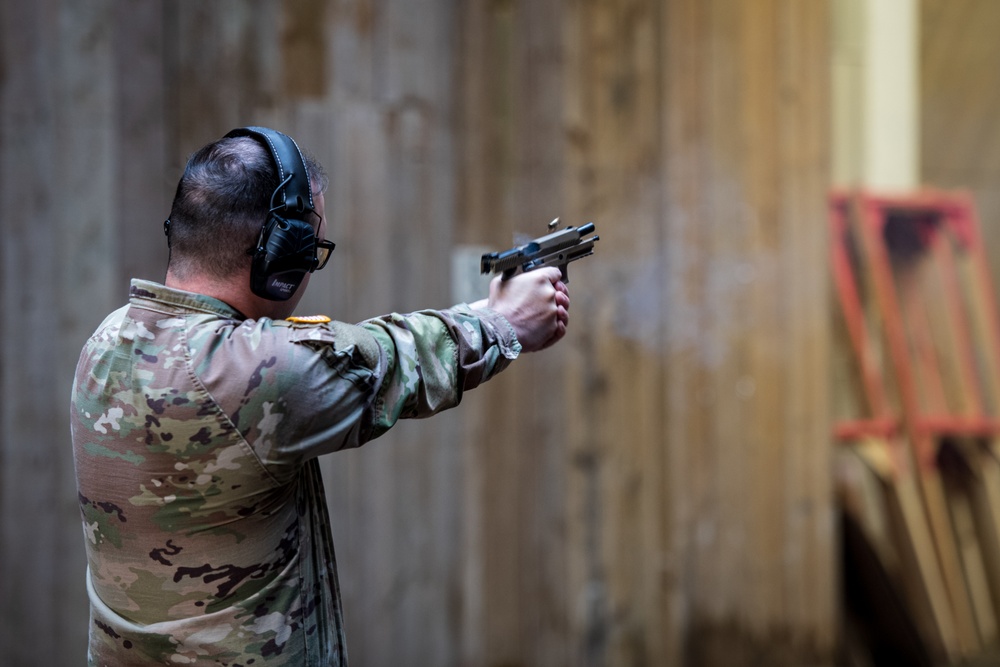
[70,128,569,666]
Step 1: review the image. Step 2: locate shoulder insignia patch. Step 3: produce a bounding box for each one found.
[286,315,332,324]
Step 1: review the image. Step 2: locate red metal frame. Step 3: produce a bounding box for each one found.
[830,190,1000,471]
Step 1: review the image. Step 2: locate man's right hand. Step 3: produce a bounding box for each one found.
[485,268,570,352]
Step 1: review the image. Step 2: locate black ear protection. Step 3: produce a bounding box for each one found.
[224,126,321,301]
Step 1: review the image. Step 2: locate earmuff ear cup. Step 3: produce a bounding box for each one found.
[249,213,319,301]
[224,126,319,302]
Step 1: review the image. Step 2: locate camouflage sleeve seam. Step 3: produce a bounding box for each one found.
[178,327,284,488]
[366,325,395,441]
[359,336,387,444]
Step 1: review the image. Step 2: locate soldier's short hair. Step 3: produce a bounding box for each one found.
[166,135,328,281]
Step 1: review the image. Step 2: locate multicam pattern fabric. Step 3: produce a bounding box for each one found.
[71,279,520,666]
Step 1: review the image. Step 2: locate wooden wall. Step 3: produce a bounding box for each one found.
[0,1,834,666]
[921,0,1000,288]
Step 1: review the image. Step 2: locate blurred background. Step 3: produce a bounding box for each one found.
[3,0,1000,665]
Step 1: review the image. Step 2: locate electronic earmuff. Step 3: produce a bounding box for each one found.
[224,126,321,301]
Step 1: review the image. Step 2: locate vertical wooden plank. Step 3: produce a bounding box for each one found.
[781,0,835,651]
[485,3,536,663]
[972,440,1000,634]
[889,462,957,658]
[1,0,118,663]
[318,2,464,666]
[319,6,397,662]
[711,0,755,647]
[562,0,669,663]
[661,0,710,662]
[458,3,527,665]
[457,2,613,666]
[756,1,788,650]
[942,443,998,646]
[378,2,460,664]
[454,4,502,664]
[775,2,835,659]
[282,0,327,99]
[0,2,61,664]
[510,2,572,666]
[167,0,280,155]
[664,1,835,664]
[921,0,1000,294]
[114,2,169,284]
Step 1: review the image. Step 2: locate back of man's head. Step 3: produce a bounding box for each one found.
[165,135,327,282]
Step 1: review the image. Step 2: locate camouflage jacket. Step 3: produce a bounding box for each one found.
[71,279,520,666]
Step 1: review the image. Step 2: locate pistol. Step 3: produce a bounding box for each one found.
[480,218,600,282]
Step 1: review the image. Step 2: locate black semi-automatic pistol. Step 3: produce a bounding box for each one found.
[480,218,599,282]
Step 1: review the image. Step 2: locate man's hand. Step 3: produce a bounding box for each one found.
[484,267,570,352]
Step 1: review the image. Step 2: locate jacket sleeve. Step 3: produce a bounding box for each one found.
[251,304,521,470]
[359,304,521,440]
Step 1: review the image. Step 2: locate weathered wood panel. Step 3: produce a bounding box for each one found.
[316,3,466,664]
[922,0,1000,291]
[458,2,575,665]
[665,1,832,663]
[1,1,120,663]
[0,1,834,666]
[459,0,834,666]
[562,2,672,665]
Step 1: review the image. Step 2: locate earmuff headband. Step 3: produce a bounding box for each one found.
[224,126,315,215]
[224,126,319,301]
